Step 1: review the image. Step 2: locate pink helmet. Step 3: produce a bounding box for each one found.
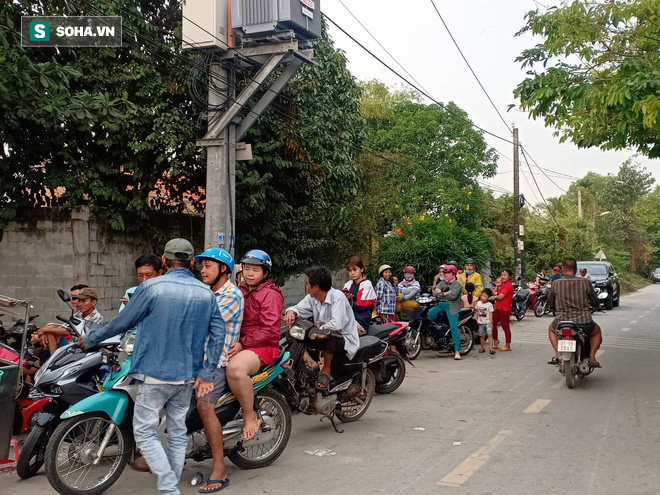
[443,265,458,274]
[404,265,416,272]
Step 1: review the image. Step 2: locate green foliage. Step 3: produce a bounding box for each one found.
[514,0,660,157]
[369,217,492,287]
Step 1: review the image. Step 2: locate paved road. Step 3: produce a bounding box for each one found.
[4,285,660,494]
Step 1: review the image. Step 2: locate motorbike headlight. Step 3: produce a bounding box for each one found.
[288,324,306,340]
[33,364,47,386]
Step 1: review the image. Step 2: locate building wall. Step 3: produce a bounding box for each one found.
[279,268,349,309]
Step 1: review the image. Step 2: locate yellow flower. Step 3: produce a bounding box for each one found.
[468,191,472,196]
[466,204,470,211]
[395,204,399,209]
[449,219,452,224]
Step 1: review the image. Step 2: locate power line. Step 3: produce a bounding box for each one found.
[521,148,562,229]
[337,0,432,97]
[427,0,513,134]
[521,145,568,192]
[323,13,514,146]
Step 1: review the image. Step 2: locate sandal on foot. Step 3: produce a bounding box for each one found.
[489,349,496,355]
[242,418,262,442]
[588,360,602,368]
[478,348,486,353]
[492,340,500,350]
[499,346,512,352]
[548,356,560,365]
[315,372,331,391]
[199,479,230,493]
[454,353,461,360]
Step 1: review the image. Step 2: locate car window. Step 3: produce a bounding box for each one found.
[577,263,608,276]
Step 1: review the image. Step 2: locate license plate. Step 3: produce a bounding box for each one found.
[558,340,576,352]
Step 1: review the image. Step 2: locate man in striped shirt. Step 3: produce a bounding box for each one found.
[547,257,602,367]
[195,248,244,493]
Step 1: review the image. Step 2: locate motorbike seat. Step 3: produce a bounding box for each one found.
[349,335,387,364]
[366,324,398,339]
[458,308,474,320]
[556,321,580,331]
[516,289,531,298]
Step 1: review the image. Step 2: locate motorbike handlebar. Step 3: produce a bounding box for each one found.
[56,315,70,324]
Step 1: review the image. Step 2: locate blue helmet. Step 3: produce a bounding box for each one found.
[241,249,272,272]
[195,248,234,272]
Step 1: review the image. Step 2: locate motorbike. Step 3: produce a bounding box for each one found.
[511,285,531,321]
[365,321,411,394]
[405,294,476,356]
[277,318,387,432]
[0,315,39,351]
[16,313,116,479]
[533,283,554,317]
[44,331,293,495]
[554,311,603,389]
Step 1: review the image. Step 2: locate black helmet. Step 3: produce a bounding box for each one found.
[464,258,476,265]
[447,260,458,267]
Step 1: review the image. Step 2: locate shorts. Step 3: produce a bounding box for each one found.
[551,318,597,336]
[477,324,491,336]
[197,366,228,404]
[244,346,279,366]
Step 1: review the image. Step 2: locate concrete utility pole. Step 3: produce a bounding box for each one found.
[204,62,236,254]
[513,126,522,281]
[578,189,583,218]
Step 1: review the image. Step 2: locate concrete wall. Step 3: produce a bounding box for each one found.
[0,208,344,324]
[279,268,349,309]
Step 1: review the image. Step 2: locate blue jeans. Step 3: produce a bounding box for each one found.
[428,302,461,352]
[133,383,193,495]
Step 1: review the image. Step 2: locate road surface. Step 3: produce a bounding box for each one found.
[4,284,660,494]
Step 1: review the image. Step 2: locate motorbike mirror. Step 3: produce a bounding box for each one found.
[57,289,71,302]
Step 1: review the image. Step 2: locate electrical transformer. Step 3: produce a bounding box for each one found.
[182,0,229,51]
[231,0,321,40]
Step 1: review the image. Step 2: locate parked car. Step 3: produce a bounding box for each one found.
[652,268,660,283]
[577,261,620,310]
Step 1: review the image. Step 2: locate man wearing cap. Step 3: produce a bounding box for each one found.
[458,259,484,298]
[34,287,104,357]
[551,266,563,282]
[396,266,420,315]
[81,238,226,495]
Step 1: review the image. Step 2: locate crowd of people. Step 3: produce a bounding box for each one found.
[27,239,604,495]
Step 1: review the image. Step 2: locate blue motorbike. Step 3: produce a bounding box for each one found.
[44,332,292,495]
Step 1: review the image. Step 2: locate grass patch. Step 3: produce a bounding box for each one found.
[620,273,651,295]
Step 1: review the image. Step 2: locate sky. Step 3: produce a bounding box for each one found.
[321,0,657,203]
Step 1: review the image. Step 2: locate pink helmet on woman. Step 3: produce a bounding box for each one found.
[443,265,458,274]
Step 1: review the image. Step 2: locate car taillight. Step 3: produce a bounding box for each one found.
[561,330,575,337]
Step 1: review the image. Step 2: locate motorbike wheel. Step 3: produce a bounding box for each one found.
[565,355,576,389]
[375,354,406,394]
[16,424,49,479]
[405,328,422,360]
[45,414,132,495]
[515,305,526,321]
[228,387,292,469]
[458,325,475,356]
[336,369,375,423]
[534,301,546,318]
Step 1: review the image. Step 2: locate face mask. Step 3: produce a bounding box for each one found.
[466,270,474,275]
[404,274,414,281]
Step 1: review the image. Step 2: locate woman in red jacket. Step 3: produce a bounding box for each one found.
[226,249,284,441]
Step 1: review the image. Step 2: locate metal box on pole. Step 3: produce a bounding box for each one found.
[182,0,228,51]
[231,0,321,40]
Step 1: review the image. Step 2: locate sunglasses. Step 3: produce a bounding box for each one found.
[71,297,90,302]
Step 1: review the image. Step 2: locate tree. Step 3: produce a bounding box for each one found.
[514,0,660,157]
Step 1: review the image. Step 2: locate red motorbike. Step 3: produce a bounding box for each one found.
[365,321,411,394]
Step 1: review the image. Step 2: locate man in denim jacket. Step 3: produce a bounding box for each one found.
[82,238,226,495]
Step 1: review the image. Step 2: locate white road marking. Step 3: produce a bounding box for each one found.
[596,350,605,358]
[551,378,565,389]
[631,320,638,324]
[437,430,512,486]
[523,399,552,414]
[622,327,630,332]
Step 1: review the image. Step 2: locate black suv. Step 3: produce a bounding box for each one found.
[577,261,620,310]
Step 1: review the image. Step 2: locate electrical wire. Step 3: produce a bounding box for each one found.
[427,0,513,134]
[337,0,433,97]
[521,148,562,229]
[323,13,514,145]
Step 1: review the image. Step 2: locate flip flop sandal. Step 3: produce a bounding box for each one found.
[199,479,230,493]
[499,346,512,352]
[548,356,560,365]
[489,349,496,355]
[478,348,486,353]
[588,361,602,368]
[315,372,331,390]
[242,418,263,442]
